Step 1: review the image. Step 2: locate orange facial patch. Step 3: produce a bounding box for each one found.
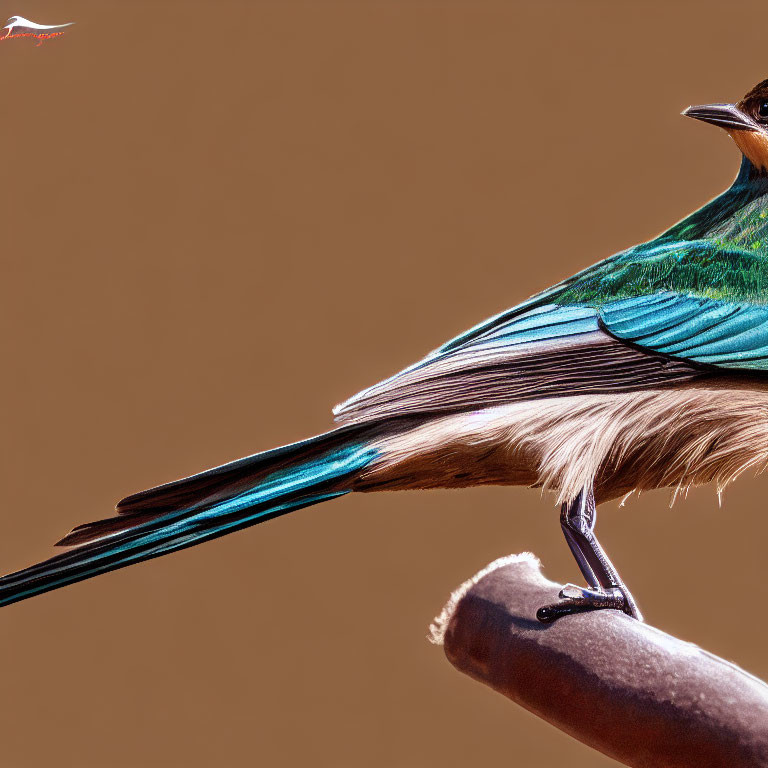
[730,128,768,171]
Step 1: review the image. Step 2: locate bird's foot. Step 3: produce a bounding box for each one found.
[536,583,643,623]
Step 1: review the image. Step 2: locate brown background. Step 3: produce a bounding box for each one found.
[2,2,768,766]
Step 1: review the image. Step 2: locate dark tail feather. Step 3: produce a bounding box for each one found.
[0,425,381,607]
[62,423,373,546]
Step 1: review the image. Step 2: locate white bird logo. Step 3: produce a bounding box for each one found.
[1,15,74,43]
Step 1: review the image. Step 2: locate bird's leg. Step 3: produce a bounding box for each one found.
[536,486,642,623]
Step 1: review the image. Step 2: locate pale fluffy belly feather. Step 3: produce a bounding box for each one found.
[356,380,768,504]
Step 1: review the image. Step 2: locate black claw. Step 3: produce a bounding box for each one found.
[537,603,581,623]
[536,605,556,623]
[536,598,610,623]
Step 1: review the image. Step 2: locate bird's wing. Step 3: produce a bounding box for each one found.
[334,237,768,425]
[600,293,768,368]
[333,303,704,424]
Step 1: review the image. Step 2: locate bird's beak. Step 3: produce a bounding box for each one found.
[682,103,758,132]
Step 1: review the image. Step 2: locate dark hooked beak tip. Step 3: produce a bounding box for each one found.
[682,103,758,132]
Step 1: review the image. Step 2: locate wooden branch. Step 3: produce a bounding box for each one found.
[433,553,768,768]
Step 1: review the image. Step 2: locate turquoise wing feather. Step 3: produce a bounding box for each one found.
[600,293,768,369]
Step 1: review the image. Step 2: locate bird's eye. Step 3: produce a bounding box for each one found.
[758,100,768,119]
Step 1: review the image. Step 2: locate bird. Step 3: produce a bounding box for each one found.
[4,80,768,621]
[1,16,74,41]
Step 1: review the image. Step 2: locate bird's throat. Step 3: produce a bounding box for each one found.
[730,129,768,172]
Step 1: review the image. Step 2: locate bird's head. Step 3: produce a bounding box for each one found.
[684,80,768,172]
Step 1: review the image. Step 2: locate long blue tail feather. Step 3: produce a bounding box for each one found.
[0,433,380,607]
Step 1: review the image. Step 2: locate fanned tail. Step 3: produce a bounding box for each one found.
[0,425,381,607]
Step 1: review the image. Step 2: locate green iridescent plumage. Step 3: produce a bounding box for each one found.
[556,159,768,306]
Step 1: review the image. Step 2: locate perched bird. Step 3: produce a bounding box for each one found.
[5,81,768,621]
